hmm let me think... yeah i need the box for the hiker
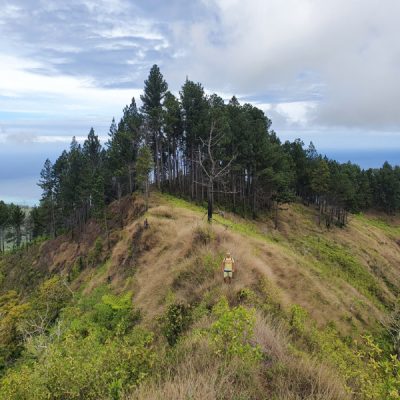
[221,251,235,284]
[144,218,149,229]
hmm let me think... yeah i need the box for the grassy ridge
[0,193,399,399]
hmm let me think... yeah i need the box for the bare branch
[214,154,237,179]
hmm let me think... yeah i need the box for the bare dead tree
[198,120,236,222]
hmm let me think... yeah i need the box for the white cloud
[258,101,317,127]
[0,54,140,116]
[95,24,165,42]
[167,0,400,131]
[0,133,110,147]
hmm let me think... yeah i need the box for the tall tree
[38,159,55,238]
[82,127,103,210]
[140,65,168,189]
[107,98,142,196]
[9,204,25,247]
[180,79,208,199]
[0,201,9,252]
[163,91,183,191]
[29,206,46,239]
[136,145,154,211]
[198,94,234,222]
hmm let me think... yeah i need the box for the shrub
[210,297,262,362]
[356,335,400,400]
[92,291,140,335]
[193,225,214,245]
[0,291,30,371]
[87,237,103,267]
[0,328,155,400]
[68,257,84,281]
[35,276,71,320]
[162,303,192,346]
[289,304,308,335]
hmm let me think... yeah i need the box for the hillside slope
[0,193,399,399]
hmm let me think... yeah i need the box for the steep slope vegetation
[0,193,399,399]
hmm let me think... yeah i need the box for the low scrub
[0,287,152,400]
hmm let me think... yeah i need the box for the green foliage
[298,235,384,306]
[210,297,262,362]
[0,291,30,371]
[161,302,192,346]
[237,280,284,321]
[355,213,400,238]
[34,276,72,323]
[283,303,400,399]
[92,291,140,335]
[69,256,84,281]
[356,335,400,399]
[0,286,152,400]
[136,146,153,189]
[86,237,103,267]
[0,328,154,400]
[310,157,330,195]
[289,304,308,335]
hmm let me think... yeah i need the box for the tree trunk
[16,226,21,247]
[191,147,194,200]
[160,137,164,190]
[145,178,149,211]
[50,196,56,238]
[155,134,160,190]
[117,181,123,228]
[104,209,110,250]
[207,181,213,223]
[274,201,279,229]
[128,165,133,194]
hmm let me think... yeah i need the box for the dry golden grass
[252,312,349,400]
[130,335,263,400]
[131,311,348,400]
[115,195,399,336]
[14,193,398,399]
[32,192,400,336]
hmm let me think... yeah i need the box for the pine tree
[106,98,142,196]
[30,206,46,239]
[38,158,56,237]
[163,91,183,191]
[9,204,25,247]
[0,201,9,252]
[82,127,103,210]
[140,65,168,189]
[136,145,154,211]
[180,79,208,199]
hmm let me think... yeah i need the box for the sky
[0,0,399,204]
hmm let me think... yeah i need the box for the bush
[193,225,214,245]
[0,328,155,400]
[0,291,30,371]
[357,335,400,400]
[289,304,308,335]
[86,237,103,267]
[68,257,84,281]
[161,303,192,346]
[0,285,152,400]
[210,297,262,362]
[92,291,140,335]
